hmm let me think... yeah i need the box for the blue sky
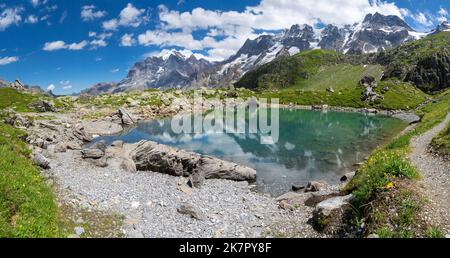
[0,0,448,94]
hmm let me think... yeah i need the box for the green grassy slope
[236,49,428,110]
[378,31,450,93]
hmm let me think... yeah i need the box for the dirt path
[410,113,450,236]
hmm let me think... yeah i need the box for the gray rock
[313,194,353,234]
[73,124,93,142]
[392,112,421,125]
[34,153,50,169]
[118,108,137,125]
[292,184,305,191]
[28,100,56,112]
[177,203,205,220]
[66,141,82,150]
[305,181,328,192]
[340,172,356,182]
[54,142,67,153]
[81,148,104,159]
[120,158,136,173]
[89,156,108,168]
[3,109,32,128]
[111,140,124,148]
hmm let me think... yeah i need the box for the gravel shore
[410,113,450,235]
[47,150,321,238]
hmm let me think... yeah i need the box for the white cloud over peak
[47,84,55,91]
[0,56,19,65]
[43,40,88,51]
[81,5,107,22]
[136,0,409,61]
[0,7,23,31]
[103,3,148,30]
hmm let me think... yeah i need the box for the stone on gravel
[111,140,124,148]
[292,184,305,191]
[88,156,108,167]
[81,148,104,159]
[177,203,205,220]
[34,153,50,169]
[120,157,136,173]
[313,194,353,234]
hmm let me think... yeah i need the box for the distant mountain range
[82,13,449,95]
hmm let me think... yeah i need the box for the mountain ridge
[83,12,445,95]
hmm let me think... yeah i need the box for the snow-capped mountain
[431,21,450,34]
[85,12,433,94]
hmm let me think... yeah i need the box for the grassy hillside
[235,49,428,110]
[431,121,450,156]
[378,31,450,93]
[0,88,37,112]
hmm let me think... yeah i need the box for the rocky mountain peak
[362,12,412,30]
[433,21,450,34]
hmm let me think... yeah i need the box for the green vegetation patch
[0,88,37,112]
[0,123,59,237]
[431,122,450,156]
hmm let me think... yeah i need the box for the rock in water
[118,108,137,125]
[34,153,50,169]
[305,181,328,192]
[313,194,353,234]
[177,203,205,220]
[130,140,256,182]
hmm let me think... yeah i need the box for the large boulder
[118,108,137,125]
[130,140,256,182]
[28,100,56,112]
[73,124,93,142]
[81,140,108,167]
[313,194,353,234]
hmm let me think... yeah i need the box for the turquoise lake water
[95,109,407,195]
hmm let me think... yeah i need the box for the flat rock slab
[82,121,123,136]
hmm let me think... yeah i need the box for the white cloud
[110,68,120,73]
[30,0,48,8]
[88,32,112,49]
[26,15,39,24]
[438,8,448,17]
[43,40,88,51]
[81,5,107,22]
[60,80,72,90]
[412,12,433,27]
[120,33,136,47]
[0,56,19,65]
[438,8,448,23]
[102,19,118,30]
[136,0,409,61]
[47,84,55,91]
[103,3,148,30]
[0,7,23,31]
[67,41,88,50]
